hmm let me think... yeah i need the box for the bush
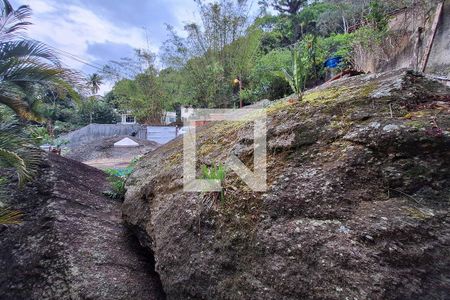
[250,48,292,100]
[239,89,258,104]
[320,33,355,69]
[28,126,52,145]
[74,99,120,125]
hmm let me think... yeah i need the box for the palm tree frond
[0,0,32,40]
[0,122,42,187]
[12,5,32,20]
[0,93,41,121]
[88,73,103,95]
[1,0,13,15]
[0,147,30,186]
[0,40,60,65]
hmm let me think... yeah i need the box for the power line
[24,38,127,78]
[47,46,105,70]
[50,45,132,79]
[22,38,148,81]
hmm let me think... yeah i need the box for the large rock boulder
[0,154,165,299]
[123,70,450,299]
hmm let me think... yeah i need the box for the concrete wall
[426,0,450,76]
[357,1,450,76]
[61,123,181,147]
[61,124,146,147]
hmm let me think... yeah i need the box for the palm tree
[0,122,40,224]
[87,73,103,123]
[88,73,103,95]
[0,0,66,188]
[0,0,66,121]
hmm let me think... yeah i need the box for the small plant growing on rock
[103,166,134,201]
[103,158,141,200]
[201,163,226,203]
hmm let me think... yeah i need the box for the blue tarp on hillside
[324,57,342,69]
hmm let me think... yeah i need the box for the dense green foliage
[0,0,432,223]
[0,122,41,187]
[0,0,424,141]
[102,0,417,111]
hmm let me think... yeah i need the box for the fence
[61,124,146,147]
[147,126,178,144]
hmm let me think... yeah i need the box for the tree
[102,49,166,123]
[35,82,80,136]
[86,73,104,123]
[102,49,156,81]
[259,0,308,44]
[161,0,255,108]
[227,27,262,107]
[276,46,306,100]
[75,99,119,125]
[88,73,103,95]
[0,0,70,189]
[0,0,69,121]
[111,68,164,124]
[249,48,292,100]
[270,0,307,15]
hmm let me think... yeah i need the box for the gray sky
[11,0,260,94]
[11,0,202,92]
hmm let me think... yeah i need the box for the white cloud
[28,0,56,14]
[15,0,205,94]
[14,0,257,95]
[18,0,151,72]
[167,0,200,34]
[98,81,114,96]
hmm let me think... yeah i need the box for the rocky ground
[0,154,165,299]
[123,70,450,299]
[1,70,449,300]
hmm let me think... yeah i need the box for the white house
[163,111,177,125]
[121,113,136,124]
[181,106,194,121]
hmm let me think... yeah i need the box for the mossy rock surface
[124,70,450,300]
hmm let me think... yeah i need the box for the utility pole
[239,75,243,108]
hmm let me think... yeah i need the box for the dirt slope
[0,154,165,299]
[123,70,450,299]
